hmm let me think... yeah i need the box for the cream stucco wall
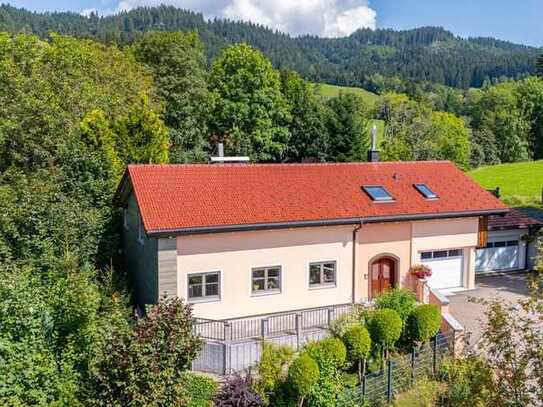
[171,217,480,320]
[177,226,355,320]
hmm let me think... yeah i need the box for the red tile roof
[488,209,542,231]
[120,161,509,234]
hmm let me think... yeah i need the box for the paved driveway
[447,273,530,346]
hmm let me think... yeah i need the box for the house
[115,159,509,320]
[476,209,541,274]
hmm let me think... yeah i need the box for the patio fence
[191,304,457,387]
[192,303,355,374]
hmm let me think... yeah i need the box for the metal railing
[193,303,354,342]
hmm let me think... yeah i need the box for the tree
[281,70,329,162]
[537,54,543,78]
[367,309,402,364]
[209,43,291,161]
[405,304,441,345]
[288,354,320,407]
[115,93,169,165]
[342,325,371,383]
[515,76,543,160]
[131,32,212,163]
[326,92,370,162]
[429,112,471,169]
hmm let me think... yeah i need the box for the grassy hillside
[468,160,543,207]
[316,83,380,105]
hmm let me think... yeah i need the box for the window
[137,211,145,244]
[485,240,519,248]
[188,272,220,301]
[123,208,129,230]
[420,249,463,260]
[362,186,394,202]
[414,183,438,199]
[252,266,281,294]
[309,261,337,288]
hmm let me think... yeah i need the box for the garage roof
[488,209,543,231]
[116,161,509,235]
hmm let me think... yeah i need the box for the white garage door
[420,249,464,290]
[476,240,520,273]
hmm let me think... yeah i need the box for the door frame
[368,254,399,299]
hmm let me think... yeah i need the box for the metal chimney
[210,142,250,164]
[367,124,380,162]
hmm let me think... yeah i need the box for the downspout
[352,222,363,304]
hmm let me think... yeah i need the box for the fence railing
[192,303,357,374]
[343,331,456,404]
[193,303,354,342]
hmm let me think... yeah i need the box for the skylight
[414,184,438,199]
[362,186,394,202]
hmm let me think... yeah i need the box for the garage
[420,249,464,290]
[475,234,522,274]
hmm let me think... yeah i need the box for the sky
[7,0,543,46]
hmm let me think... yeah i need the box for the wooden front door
[370,258,396,299]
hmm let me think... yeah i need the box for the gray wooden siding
[158,238,178,298]
[122,193,158,307]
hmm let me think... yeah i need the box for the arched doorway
[369,257,396,299]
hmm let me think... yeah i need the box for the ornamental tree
[342,325,371,383]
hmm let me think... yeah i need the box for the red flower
[409,264,432,279]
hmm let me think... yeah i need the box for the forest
[1,4,543,405]
[0,4,539,88]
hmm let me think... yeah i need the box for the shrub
[342,325,371,382]
[90,297,202,406]
[374,288,418,323]
[303,337,347,407]
[288,354,319,406]
[405,304,441,344]
[329,310,361,338]
[181,372,218,407]
[367,309,402,352]
[440,356,493,407]
[254,342,294,404]
[214,370,263,407]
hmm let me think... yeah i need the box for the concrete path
[447,273,530,346]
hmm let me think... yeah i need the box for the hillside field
[468,160,543,207]
[315,83,380,105]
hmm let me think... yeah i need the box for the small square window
[506,240,519,247]
[494,241,506,248]
[362,186,394,202]
[433,250,449,258]
[252,266,282,295]
[188,272,220,302]
[414,184,438,199]
[309,261,337,288]
[448,249,462,257]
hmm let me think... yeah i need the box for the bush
[254,342,294,404]
[329,310,361,338]
[342,325,371,382]
[303,337,347,407]
[439,356,492,407]
[288,354,319,405]
[182,372,218,407]
[214,371,263,407]
[90,297,202,406]
[367,309,403,352]
[405,304,441,344]
[374,288,418,323]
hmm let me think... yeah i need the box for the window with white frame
[137,211,145,244]
[252,266,281,294]
[309,261,337,288]
[188,272,220,301]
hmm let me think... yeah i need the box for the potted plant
[409,264,432,281]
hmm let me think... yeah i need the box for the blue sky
[6,0,543,46]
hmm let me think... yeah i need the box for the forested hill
[0,4,539,89]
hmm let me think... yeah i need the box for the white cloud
[114,0,377,37]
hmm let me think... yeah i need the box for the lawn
[468,160,543,207]
[314,82,380,105]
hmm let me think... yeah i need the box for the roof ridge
[127,160,454,169]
